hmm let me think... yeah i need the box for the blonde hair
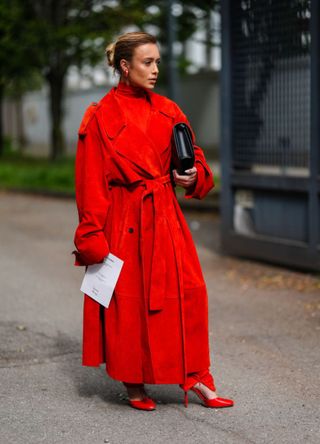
[106,32,157,75]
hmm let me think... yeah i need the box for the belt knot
[142,173,171,193]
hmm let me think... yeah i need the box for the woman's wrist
[173,166,197,189]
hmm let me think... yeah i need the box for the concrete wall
[4,72,219,158]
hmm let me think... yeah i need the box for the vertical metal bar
[167,0,180,102]
[220,0,234,241]
[309,0,319,252]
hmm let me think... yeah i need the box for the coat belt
[139,174,173,311]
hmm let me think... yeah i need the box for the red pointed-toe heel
[190,387,234,408]
[128,397,156,411]
[123,382,156,411]
[180,370,234,409]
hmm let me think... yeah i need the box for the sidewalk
[0,191,319,444]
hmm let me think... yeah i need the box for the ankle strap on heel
[180,370,216,392]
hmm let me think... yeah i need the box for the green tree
[0,0,220,159]
[0,0,39,156]
[118,0,220,77]
[21,0,145,160]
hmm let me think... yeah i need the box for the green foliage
[12,1,151,159]
[0,1,221,158]
[1,136,15,155]
[0,154,75,193]
[135,1,220,78]
[5,73,43,99]
[21,0,147,76]
[0,0,40,89]
[0,152,220,195]
[0,0,221,85]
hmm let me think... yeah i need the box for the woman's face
[122,43,160,90]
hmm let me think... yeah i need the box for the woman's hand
[173,166,197,189]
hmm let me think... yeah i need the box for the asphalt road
[0,191,319,444]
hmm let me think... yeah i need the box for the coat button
[128,227,134,233]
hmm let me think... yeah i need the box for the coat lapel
[147,107,175,168]
[97,89,167,178]
[96,88,176,178]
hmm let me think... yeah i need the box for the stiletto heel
[184,391,188,408]
[180,370,234,409]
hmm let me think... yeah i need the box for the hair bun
[105,42,116,67]
[105,32,157,75]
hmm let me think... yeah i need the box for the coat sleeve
[173,104,214,200]
[73,112,110,266]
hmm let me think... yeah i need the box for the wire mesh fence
[231,0,311,169]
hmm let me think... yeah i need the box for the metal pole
[220,0,234,244]
[167,0,180,102]
[309,0,320,257]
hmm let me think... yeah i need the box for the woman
[73,31,234,411]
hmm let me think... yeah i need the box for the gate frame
[220,0,320,271]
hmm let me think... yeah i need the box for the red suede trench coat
[73,85,214,385]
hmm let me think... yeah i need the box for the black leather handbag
[172,122,195,175]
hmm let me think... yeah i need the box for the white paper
[80,253,124,308]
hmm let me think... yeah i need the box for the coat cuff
[184,160,214,200]
[72,241,109,266]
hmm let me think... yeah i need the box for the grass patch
[0,154,75,194]
[0,152,220,195]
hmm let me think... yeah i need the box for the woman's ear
[120,59,129,74]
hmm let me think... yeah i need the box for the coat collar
[97,86,176,140]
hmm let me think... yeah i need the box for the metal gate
[220,0,320,270]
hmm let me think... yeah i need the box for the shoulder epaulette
[78,102,99,136]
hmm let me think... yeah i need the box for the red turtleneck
[115,81,152,134]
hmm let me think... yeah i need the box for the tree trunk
[16,95,26,153]
[0,84,4,157]
[47,73,65,161]
[205,12,212,69]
